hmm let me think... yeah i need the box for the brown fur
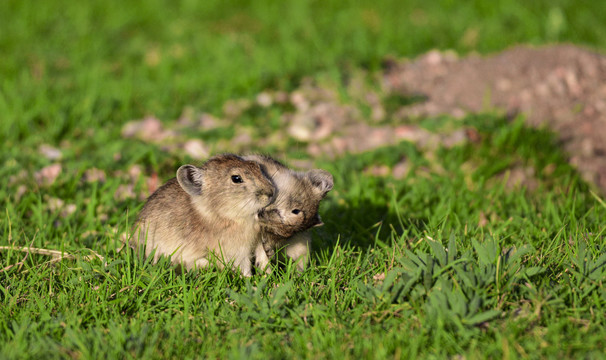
[242,155,333,272]
[131,154,275,276]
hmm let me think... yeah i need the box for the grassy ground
[2,1,606,358]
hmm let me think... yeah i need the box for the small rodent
[131,153,276,276]
[242,155,333,273]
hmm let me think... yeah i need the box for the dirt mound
[384,44,606,192]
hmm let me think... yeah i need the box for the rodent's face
[177,154,276,220]
[207,159,275,217]
[258,173,325,238]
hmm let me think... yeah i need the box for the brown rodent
[131,153,276,276]
[242,155,333,273]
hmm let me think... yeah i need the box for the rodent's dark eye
[292,209,301,215]
[231,175,243,183]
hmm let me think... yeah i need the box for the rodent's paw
[254,259,273,275]
[264,265,273,275]
[239,264,253,277]
[295,261,306,273]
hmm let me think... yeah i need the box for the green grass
[2,1,606,358]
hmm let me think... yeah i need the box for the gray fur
[242,154,333,272]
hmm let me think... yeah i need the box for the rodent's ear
[177,165,204,196]
[307,169,334,197]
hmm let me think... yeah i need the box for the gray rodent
[131,153,276,276]
[242,154,333,273]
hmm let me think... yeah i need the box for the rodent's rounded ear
[307,169,334,197]
[177,165,204,196]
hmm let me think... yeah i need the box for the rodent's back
[133,178,211,261]
[137,178,186,221]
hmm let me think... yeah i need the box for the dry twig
[0,246,105,273]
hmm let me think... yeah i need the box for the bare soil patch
[384,44,606,192]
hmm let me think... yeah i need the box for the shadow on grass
[311,195,430,257]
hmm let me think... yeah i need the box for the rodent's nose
[257,188,274,203]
